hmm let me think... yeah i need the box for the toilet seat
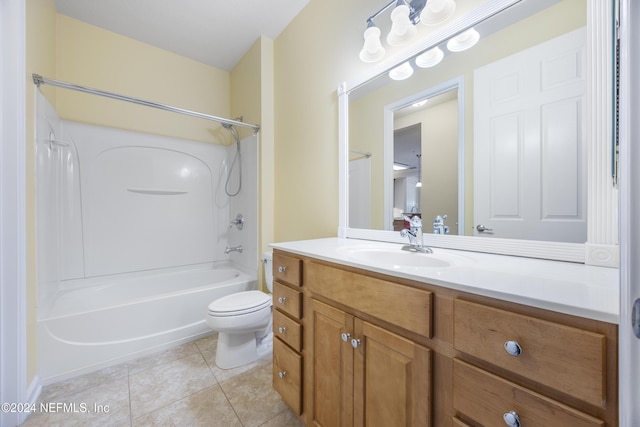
[208,290,272,317]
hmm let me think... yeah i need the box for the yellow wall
[230,36,276,290]
[273,0,372,242]
[55,15,232,145]
[25,0,57,385]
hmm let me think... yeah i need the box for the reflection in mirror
[392,88,460,235]
[348,0,589,244]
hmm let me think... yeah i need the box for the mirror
[340,0,618,264]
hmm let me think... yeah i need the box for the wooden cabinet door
[310,299,354,427]
[354,320,432,427]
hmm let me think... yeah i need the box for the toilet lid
[208,291,272,316]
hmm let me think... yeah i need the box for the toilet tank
[263,251,273,293]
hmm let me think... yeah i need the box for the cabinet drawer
[273,281,302,319]
[453,359,604,427]
[453,299,606,407]
[273,252,302,287]
[307,262,432,337]
[273,309,302,352]
[273,337,302,415]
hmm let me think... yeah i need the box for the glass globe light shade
[359,26,386,63]
[447,28,480,52]
[420,0,456,26]
[415,46,444,68]
[389,62,414,81]
[386,4,417,46]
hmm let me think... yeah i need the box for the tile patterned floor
[21,334,303,427]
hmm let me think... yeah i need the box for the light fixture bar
[366,0,428,26]
[366,0,397,24]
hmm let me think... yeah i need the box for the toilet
[206,252,274,369]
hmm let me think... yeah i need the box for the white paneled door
[620,0,640,424]
[474,28,587,243]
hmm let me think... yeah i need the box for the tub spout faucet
[400,216,433,253]
[225,245,243,254]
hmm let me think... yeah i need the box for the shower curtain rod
[32,74,260,133]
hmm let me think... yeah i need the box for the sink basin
[339,246,460,269]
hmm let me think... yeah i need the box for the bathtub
[37,262,256,384]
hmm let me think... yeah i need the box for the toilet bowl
[206,252,273,369]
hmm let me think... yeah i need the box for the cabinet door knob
[351,338,361,349]
[278,296,287,304]
[341,332,351,342]
[278,266,287,273]
[504,340,523,356]
[278,371,287,379]
[278,326,286,334]
[503,411,521,427]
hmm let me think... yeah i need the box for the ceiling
[54,0,311,71]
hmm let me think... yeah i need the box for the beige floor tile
[210,353,272,384]
[38,364,128,403]
[219,362,287,427]
[259,408,305,427]
[129,353,216,419]
[132,385,242,427]
[194,332,218,353]
[22,377,130,427]
[126,341,201,375]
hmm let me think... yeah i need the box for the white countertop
[270,237,620,324]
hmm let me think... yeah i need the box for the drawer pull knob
[278,266,287,273]
[278,296,287,304]
[351,338,361,349]
[504,340,522,357]
[278,371,287,379]
[503,411,521,427]
[278,327,286,334]
[341,332,351,342]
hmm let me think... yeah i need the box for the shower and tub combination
[34,76,262,383]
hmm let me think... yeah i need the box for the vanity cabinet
[309,298,432,427]
[272,252,303,415]
[306,260,433,427]
[270,250,618,427]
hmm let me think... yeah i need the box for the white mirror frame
[338,0,619,266]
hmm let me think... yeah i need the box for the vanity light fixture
[446,28,480,52]
[416,153,423,187]
[360,0,452,63]
[389,61,414,80]
[415,46,444,68]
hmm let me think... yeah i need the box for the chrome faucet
[400,215,433,253]
[433,214,450,235]
[229,213,244,230]
[224,245,243,254]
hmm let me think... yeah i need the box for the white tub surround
[270,237,619,323]
[34,92,260,384]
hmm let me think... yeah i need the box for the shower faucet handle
[229,213,244,230]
